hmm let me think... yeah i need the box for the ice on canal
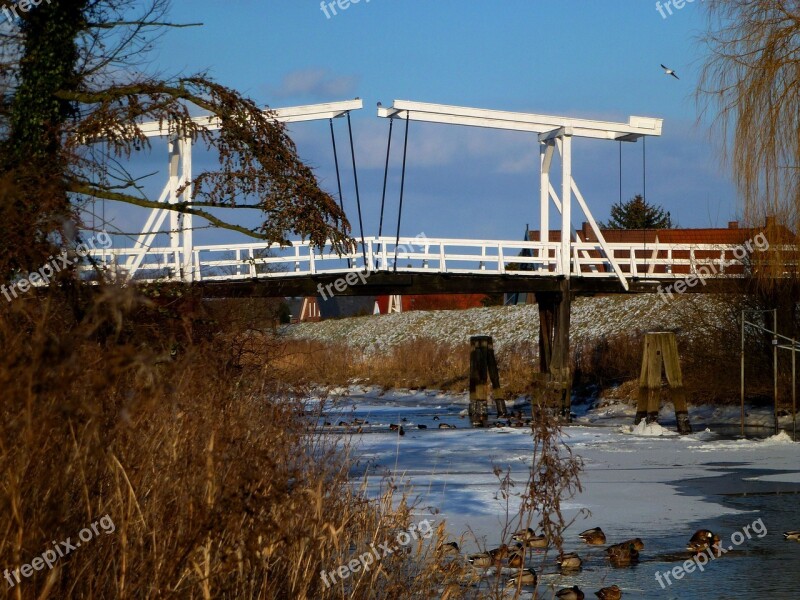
[319,387,800,599]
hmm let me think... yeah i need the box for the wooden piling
[469,336,506,426]
[533,280,572,421]
[636,332,692,434]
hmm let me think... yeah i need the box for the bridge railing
[79,237,786,284]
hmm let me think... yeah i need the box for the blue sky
[99,0,739,247]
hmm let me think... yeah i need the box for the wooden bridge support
[635,332,692,434]
[533,280,572,421]
[469,336,506,426]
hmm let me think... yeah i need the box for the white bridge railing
[80,236,767,285]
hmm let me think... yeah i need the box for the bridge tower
[128,100,364,282]
[377,101,663,418]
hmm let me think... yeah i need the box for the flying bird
[661,64,679,79]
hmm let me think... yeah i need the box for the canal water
[319,388,800,598]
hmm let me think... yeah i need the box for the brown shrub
[0,288,459,599]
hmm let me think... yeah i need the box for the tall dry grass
[0,288,469,599]
[271,338,539,400]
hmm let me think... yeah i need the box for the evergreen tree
[603,195,672,229]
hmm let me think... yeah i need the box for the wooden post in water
[635,332,692,434]
[469,336,506,426]
[533,280,572,421]
[486,338,508,417]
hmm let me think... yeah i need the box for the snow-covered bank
[283,295,728,355]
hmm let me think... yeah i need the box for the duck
[467,551,492,568]
[506,568,537,588]
[507,545,525,568]
[389,423,399,431]
[398,426,405,436]
[579,527,607,545]
[556,586,585,600]
[438,423,456,429]
[784,531,800,542]
[489,544,509,560]
[595,585,622,599]
[467,544,507,568]
[687,529,720,553]
[512,528,549,548]
[557,552,582,570]
[417,424,427,429]
[437,541,460,557]
[618,538,644,551]
[433,416,440,421]
[606,542,639,566]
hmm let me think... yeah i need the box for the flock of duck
[438,526,800,598]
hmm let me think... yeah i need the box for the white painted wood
[377,100,662,141]
[571,178,629,291]
[137,99,364,138]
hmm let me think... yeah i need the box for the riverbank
[277,294,783,405]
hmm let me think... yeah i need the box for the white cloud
[271,68,359,100]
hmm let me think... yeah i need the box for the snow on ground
[317,387,800,599]
[283,295,728,354]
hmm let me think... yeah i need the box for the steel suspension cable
[329,118,351,268]
[377,118,394,269]
[346,111,368,267]
[379,118,394,238]
[329,119,345,214]
[393,114,410,272]
[643,136,648,271]
[619,141,622,207]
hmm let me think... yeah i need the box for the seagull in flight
[661,64,679,79]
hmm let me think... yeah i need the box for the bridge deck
[188,271,751,298]
[82,235,777,297]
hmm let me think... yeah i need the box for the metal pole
[741,310,745,437]
[773,309,779,436]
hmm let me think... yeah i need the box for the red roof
[528,218,795,245]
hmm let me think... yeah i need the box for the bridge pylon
[533,279,572,421]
